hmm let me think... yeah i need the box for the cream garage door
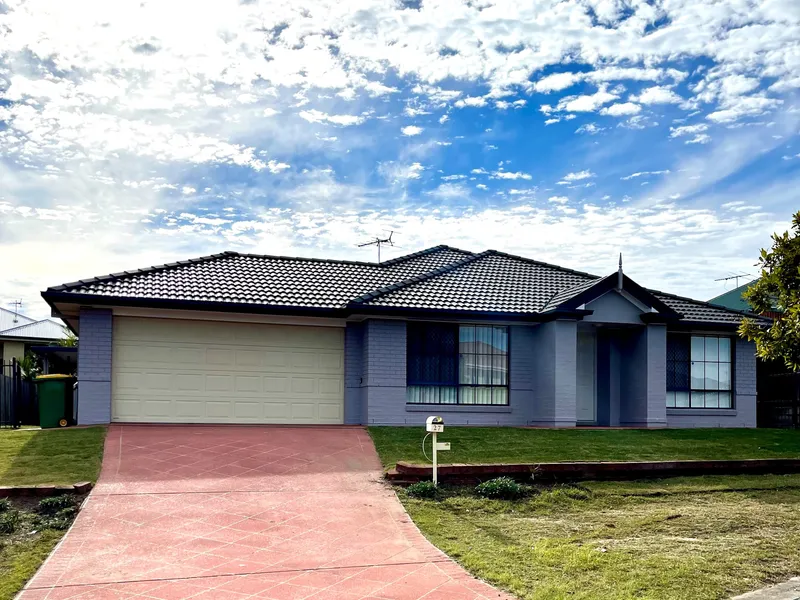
[111,317,344,424]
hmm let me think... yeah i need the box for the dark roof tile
[44,245,755,325]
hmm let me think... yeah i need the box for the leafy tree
[739,211,800,371]
[58,329,78,348]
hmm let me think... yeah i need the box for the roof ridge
[378,245,473,267]
[46,252,232,292]
[540,275,612,312]
[488,249,601,280]
[349,251,494,305]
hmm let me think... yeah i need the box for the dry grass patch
[400,475,800,599]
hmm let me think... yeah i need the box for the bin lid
[34,374,73,381]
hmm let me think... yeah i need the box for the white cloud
[557,170,595,185]
[454,96,488,108]
[534,72,583,93]
[439,114,450,124]
[632,86,684,105]
[379,161,425,182]
[401,125,424,136]
[575,123,606,135]
[558,88,619,113]
[600,102,642,117]
[298,110,365,126]
[686,134,712,144]
[267,160,291,173]
[492,171,532,180]
[669,124,709,138]
[621,170,670,180]
[181,186,196,195]
[548,196,569,204]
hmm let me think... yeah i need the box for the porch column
[620,323,667,427]
[530,319,577,427]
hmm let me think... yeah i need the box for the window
[407,324,509,405]
[666,334,732,409]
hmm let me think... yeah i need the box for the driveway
[21,425,509,599]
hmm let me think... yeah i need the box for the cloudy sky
[1,0,799,320]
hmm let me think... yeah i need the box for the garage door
[111,317,344,424]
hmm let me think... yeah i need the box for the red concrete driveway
[21,425,510,599]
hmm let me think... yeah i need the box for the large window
[667,334,732,409]
[407,324,509,405]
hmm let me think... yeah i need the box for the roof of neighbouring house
[41,245,762,325]
[0,307,36,332]
[708,280,761,313]
[0,319,68,340]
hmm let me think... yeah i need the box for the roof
[0,307,35,332]
[0,319,68,340]
[708,280,759,313]
[42,245,759,326]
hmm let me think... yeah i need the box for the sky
[1,0,799,320]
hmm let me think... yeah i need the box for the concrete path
[731,578,800,600]
[21,425,510,599]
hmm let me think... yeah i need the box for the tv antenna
[9,300,22,324]
[358,231,394,263]
[715,273,751,288]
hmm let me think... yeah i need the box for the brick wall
[77,308,113,425]
[343,322,364,424]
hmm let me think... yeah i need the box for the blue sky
[1,0,799,319]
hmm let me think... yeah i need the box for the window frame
[406,322,510,406]
[666,332,735,410]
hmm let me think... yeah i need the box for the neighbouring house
[41,246,763,428]
[0,307,68,362]
[709,279,783,320]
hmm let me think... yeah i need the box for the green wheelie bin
[34,374,73,429]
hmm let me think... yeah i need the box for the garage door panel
[112,317,344,424]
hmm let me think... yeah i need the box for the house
[0,307,68,362]
[709,279,783,320]
[41,246,761,428]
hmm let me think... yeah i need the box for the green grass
[0,528,63,600]
[0,427,106,486]
[369,427,800,469]
[400,474,800,600]
[0,428,104,599]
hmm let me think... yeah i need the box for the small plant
[0,498,10,513]
[475,476,527,500]
[406,480,439,499]
[38,495,78,516]
[37,515,73,530]
[0,509,20,534]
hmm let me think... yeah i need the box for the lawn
[0,427,105,600]
[0,426,106,486]
[400,474,800,600]
[368,426,800,469]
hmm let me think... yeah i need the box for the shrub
[38,495,78,516]
[475,476,527,500]
[0,509,20,534]
[0,498,10,513]
[406,480,439,499]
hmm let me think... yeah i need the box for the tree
[58,328,78,348]
[739,211,800,371]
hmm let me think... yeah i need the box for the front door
[576,330,597,424]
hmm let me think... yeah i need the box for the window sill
[406,404,512,413]
[667,408,737,417]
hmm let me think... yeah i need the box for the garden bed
[0,494,85,600]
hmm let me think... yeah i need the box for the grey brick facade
[76,308,113,425]
[74,311,759,428]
